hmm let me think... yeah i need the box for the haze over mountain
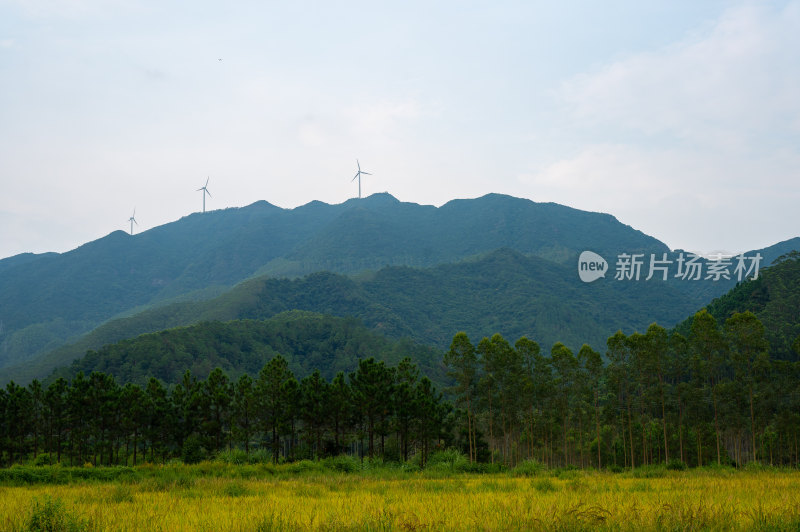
[1,193,797,385]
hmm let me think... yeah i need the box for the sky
[1,0,799,260]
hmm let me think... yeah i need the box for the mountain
[48,311,445,387]
[0,193,671,371]
[674,251,800,361]
[8,247,710,384]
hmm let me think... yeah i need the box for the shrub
[512,460,545,477]
[181,435,205,465]
[666,459,688,471]
[27,496,91,532]
[322,455,361,473]
[215,449,249,465]
[31,454,54,467]
[425,449,469,472]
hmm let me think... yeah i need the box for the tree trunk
[749,386,757,463]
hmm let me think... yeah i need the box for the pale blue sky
[1,1,798,260]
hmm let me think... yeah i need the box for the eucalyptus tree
[690,309,726,465]
[725,311,770,463]
[645,323,671,463]
[606,331,634,467]
[550,342,578,467]
[669,332,690,464]
[579,344,604,468]
[478,334,524,465]
[516,336,542,462]
[444,332,478,462]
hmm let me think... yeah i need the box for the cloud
[559,2,800,150]
[0,0,139,19]
[524,2,800,252]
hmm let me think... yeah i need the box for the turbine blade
[352,174,359,181]
[206,189,212,197]
[205,177,210,187]
[197,188,203,191]
[357,159,361,171]
[362,171,372,175]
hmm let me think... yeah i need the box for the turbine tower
[351,159,371,199]
[197,177,212,213]
[128,209,138,235]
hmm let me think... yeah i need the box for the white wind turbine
[351,160,371,199]
[128,209,138,235]
[197,177,212,213]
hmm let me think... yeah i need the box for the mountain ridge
[0,193,671,370]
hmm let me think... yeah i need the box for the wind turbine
[197,177,212,213]
[351,159,371,199]
[128,209,138,235]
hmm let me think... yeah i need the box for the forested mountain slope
[48,312,444,387]
[674,251,800,360]
[0,193,671,370]
[8,248,705,384]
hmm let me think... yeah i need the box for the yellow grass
[2,470,800,531]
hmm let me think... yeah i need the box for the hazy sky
[2,1,798,260]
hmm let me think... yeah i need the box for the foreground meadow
[2,465,800,531]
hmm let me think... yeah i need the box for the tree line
[2,309,799,470]
[0,356,449,467]
[445,310,800,469]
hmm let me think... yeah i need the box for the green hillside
[48,312,445,387]
[674,251,800,360]
[7,248,707,384]
[0,193,673,370]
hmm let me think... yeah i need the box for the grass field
[2,463,799,531]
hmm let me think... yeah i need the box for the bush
[181,435,205,465]
[31,454,54,467]
[666,459,688,471]
[512,460,545,477]
[322,455,361,473]
[425,449,469,472]
[215,449,250,465]
[27,496,91,531]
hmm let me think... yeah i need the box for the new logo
[578,251,608,283]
